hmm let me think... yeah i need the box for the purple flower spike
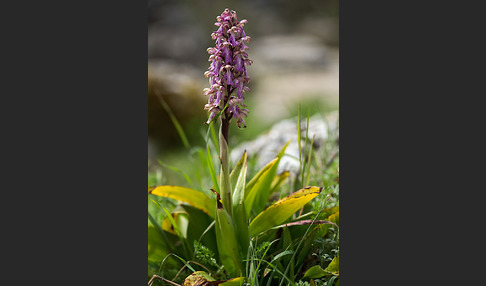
[203,8,252,128]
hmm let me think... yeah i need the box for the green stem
[221,85,232,145]
[222,117,229,147]
[219,121,232,216]
[219,85,232,215]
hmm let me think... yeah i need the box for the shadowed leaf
[303,256,339,279]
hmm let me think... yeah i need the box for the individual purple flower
[204,8,252,128]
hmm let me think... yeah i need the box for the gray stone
[230,111,338,177]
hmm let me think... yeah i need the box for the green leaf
[282,226,293,253]
[182,205,218,257]
[249,186,322,237]
[231,153,250,256]
[301,109,311,188]
[304,134,316,187]
[245,158,276,193]
[230,151,247,192]
[321,206,339,218]
[206,137,220,194]
[328,276,339,286]
[149,186,215,218]
[161,206,191,257]
[303,265,327,279]
[232,152,247,207]
[161,205,189,237]
[302,256,339,279]
[161,206,184,238]
[245,141,290,217]
[244,157,278,216]
[253,141,291,213]
[281,227,294,275]
[148,226,169,262]
[295,227,319,268]
[298,104,302,180]
[210,120,219,155]
[155,91,190,149]
[270,171,290,197]
[219,277,244,286]
[325,256,339,274]
[160,205,215,255]
[215,206,243,276]
[271,250,294,264]
[157,159,193,187]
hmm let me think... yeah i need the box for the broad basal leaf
[325,256,339,275]
[249,186,322,237]
[231,152,250,256]
[303,256,339,279]
[244,157,278,216]
[244,141,290,217]
[215,205,243,276]
[251,141,291,215]
[149,186,215,218]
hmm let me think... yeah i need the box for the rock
[230,111,338,177]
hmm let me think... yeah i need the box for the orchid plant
[148,9,326,285]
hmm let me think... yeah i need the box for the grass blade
[158,160,193,187]
[155,90,190,149]
[278,208,326,286]
[297,104,302,188]
[304,134,316,186]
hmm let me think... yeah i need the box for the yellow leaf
[327,211,339,225]
[161,207,189,236]
[183,271,215,285]
[149,186,215,218]
[249,186,322,237]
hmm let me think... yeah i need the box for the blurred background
[148,0,339,168]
